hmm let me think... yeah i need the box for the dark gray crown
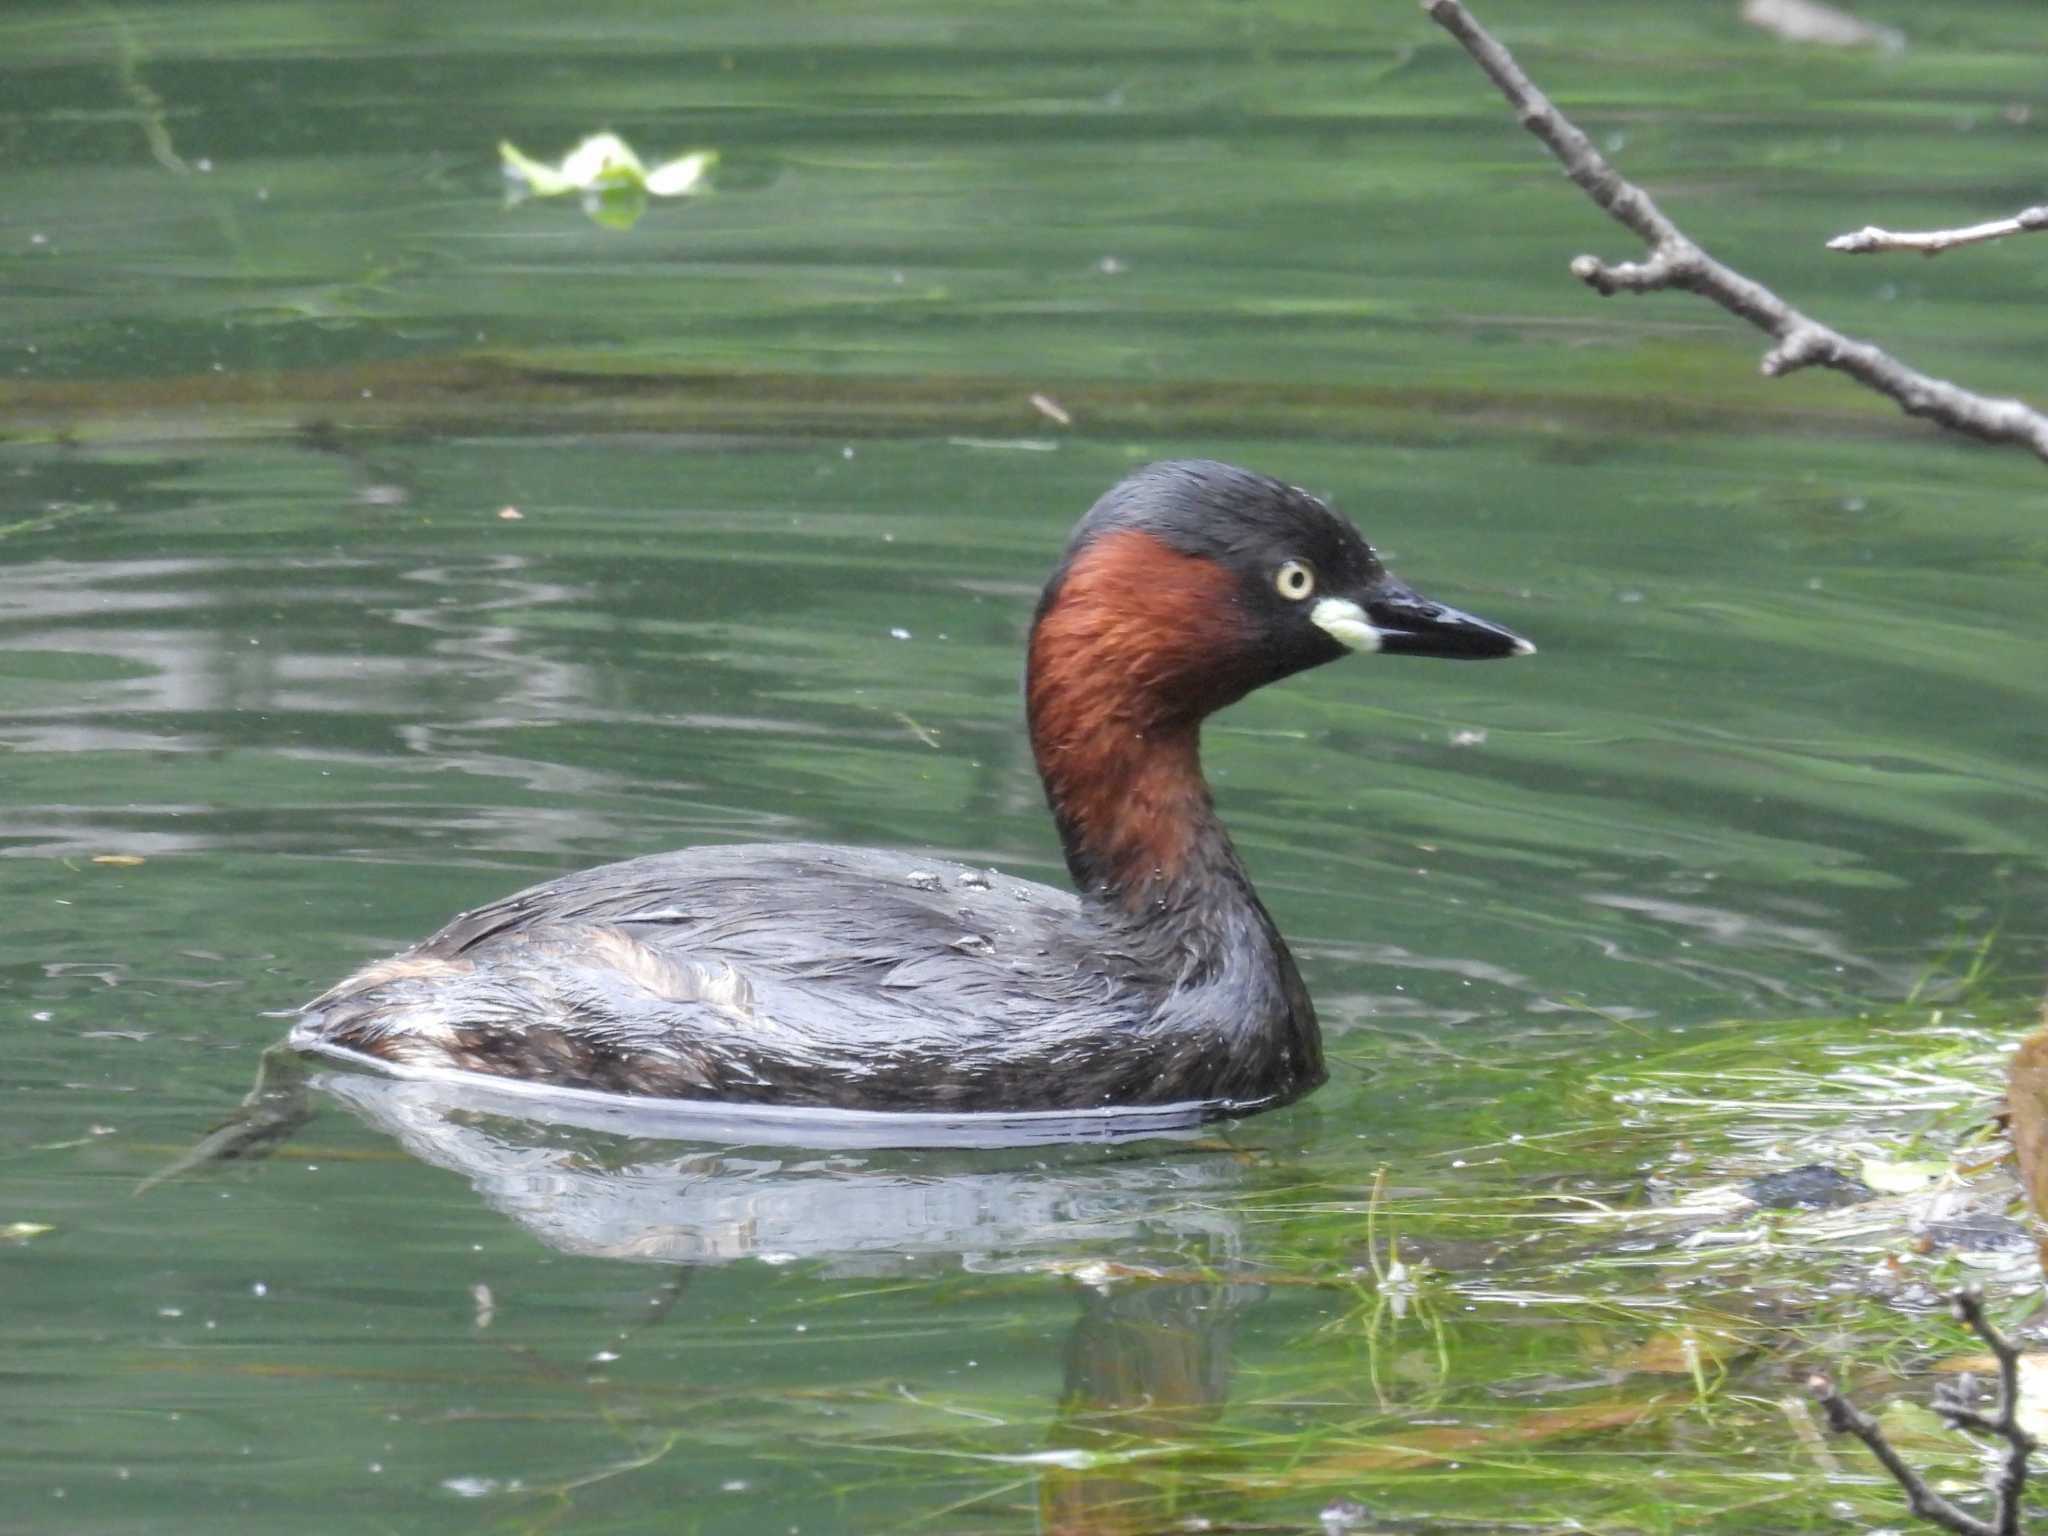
[1058,459,1384,593]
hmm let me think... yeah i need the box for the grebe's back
[293,842,1309,1112]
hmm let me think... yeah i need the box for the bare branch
[1830,206,2048,257]
[1421,0,2048,466]
[1953,1289,2040,1533]
[1810,1371,1998,1536]
[1807,1287,2036,1536]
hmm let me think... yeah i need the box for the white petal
[559,133,644,189]
[645,151,716,196]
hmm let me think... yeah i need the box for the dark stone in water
[1916,1216,2034,1255]
[1743,1164,1873,1210]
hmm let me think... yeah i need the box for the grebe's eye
[1274,559,1316,601]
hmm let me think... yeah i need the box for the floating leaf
[499,134,717,229]
[643,151,715,197]
[586,185,649,232]
[553,131,646,190]
[92,853,145,867]
[1858,1156,1948,1194]
[497,138,581,197]
[1740,0,1904,50]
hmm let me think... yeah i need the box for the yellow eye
[1274,559,1315,601]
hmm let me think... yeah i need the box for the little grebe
[292,460,1531,1118]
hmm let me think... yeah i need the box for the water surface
[7,2,2048,1531]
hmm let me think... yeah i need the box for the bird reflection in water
[169,1055,1274,1532]
[1042,1274,1253,1535]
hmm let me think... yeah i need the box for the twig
[1421,0,2048,466]
[1808,1288,2037,1536]
[1829,207,2048,257]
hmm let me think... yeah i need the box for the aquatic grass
[70,978,2044,1536]
[1084,991,2043,1528]
[521,988,2026,1534]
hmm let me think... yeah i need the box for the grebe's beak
[1312,579,1534,660]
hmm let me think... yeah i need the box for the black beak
[1365,579,1533,660]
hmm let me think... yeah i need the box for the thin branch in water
[1808,1287,2037,1536]
[1420,0,2048,466]
[1830,206,2048,257]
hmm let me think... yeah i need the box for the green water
[7,2,2048,1531]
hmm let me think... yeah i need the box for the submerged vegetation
[749,992,2014,1533]
[130,970,2042,1534]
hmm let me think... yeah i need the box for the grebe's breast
[291,843,1221,1113]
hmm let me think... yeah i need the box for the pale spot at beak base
[1310,596,1382,653]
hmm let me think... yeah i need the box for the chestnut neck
[1031,708,1230,908]
[1024,530,1261,920]
[1023,524,1323,1102]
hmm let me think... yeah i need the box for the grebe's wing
[292,843,1165,1111]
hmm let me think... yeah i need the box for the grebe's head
[1032,460,1531,728]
